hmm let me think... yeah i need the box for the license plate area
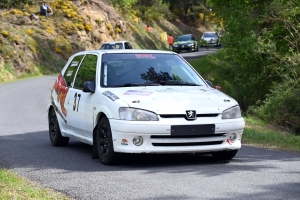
[171,124,215,136]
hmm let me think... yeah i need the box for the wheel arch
[92,112,108,159]
[47,105,54,124]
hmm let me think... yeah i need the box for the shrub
[61,21,77,35]
[253,78,300,134]
[84,23,92,31]
[87,14,91,20]
[26,38,38,53]
[95,19,103,26]
[1,30,9,37]
[75,23,85,30]
[9,9,23,15]
[27,29,34,35]
[0,0,34,9]
[115,27,122,34]
[106,23,112,31]
[46,27,55,35]
[54,35,73,54]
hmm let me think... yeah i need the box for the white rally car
[48,49,245,165]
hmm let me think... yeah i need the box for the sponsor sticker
[135,54,156,59]
[102,91,120,101]
[121,139,128,145]
[66,70,73,76]
[124,90,152,96]
[155,88,182,93]
[71,61,79,67]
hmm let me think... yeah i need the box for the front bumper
[202,40,218,46]
[173,44,196,52]
[110,117,244,153]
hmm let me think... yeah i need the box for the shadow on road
[1,131,299,173]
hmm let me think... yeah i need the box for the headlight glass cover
[119,107,158,121]
[222,106,242,119]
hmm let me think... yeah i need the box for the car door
[66,54,98,138]
[54,54,84,132]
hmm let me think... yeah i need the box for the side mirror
[83,81,95,93]
[206,80,213,87]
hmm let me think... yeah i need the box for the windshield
[203,33,216,37]
[175,35,192,42]
[101,53,206,87]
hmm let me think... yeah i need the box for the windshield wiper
[112,83,141,87]
[112,82,159,87]
[159,80,200,86]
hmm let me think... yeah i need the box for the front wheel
[49,108,69,146]
[96,117,119,165]
[211,150,238,160]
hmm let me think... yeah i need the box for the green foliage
[134,0,172,22]
[189,55,236,96]
[0,0,34,9]
[252,78,300,134]
[208,0,300,132]
[108,0,138,9]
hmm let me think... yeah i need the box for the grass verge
[243,117,300,152]
[0,168,68,200]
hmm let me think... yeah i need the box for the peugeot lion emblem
[186,110,196,120]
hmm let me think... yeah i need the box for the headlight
[188,43,194,46]
[222,106,242,119]
[173,44,178,47]
[119,107,158,121]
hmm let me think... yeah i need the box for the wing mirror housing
[206,80,213,87]
[83,81,95,93]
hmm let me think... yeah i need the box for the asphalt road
[0,58,299,199]
[180,47,219,60]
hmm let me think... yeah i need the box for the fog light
[229,133,237,143]
[133,136,143,146]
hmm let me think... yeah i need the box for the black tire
[49,108,69,146]
[211,150,238,160]
[96,117,119,165]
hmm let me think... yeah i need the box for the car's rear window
[100,53,206,87]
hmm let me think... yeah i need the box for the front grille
[152,141,222,146]
[151,134,226,138]
[150,133,226,147]
[160,114,218,119]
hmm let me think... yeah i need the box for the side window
[73,54,98,89]
[63,55,84,87]
[126,42,133,49]
[116,43,123,49]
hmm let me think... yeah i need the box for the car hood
[174,40,194,45]
[107,86,237,114]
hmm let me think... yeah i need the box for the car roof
[102,41,130,44]
[72,49,176,56]
[178,34,193,37]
